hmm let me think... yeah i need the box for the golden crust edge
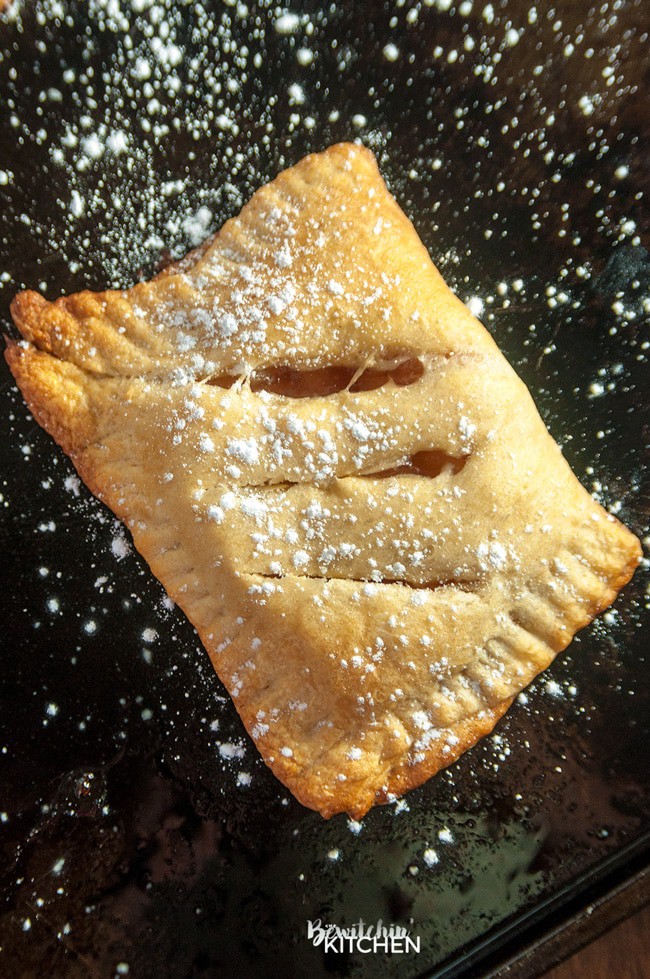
[4,337,96,463]
[227,531,641,820]
[372,540,640,820]
[252,699,515,821]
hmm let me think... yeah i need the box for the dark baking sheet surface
[0,2,648,977]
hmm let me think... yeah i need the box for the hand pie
[6,143,641,818]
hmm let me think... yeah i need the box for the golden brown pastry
[6,143,641,818]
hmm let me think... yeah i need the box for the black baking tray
[0,2,648,977]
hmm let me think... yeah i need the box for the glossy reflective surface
[0,2,648,976]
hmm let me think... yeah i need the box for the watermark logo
[306,918,420,954]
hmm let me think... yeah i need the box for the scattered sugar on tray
[466,296,485,318]
[274,11,300,35]
[64,474,81,496]
[423,848,439,867]
[111,530,131,561]
[69,190,84,219]
[181,206,213,247]
[296,47,313,66]
[544,679,564,699]
[218,741,246,761]
[287,83,306,106]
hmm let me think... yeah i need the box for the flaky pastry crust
[6,143,641,818]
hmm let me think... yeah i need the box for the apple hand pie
[6,143,641,818]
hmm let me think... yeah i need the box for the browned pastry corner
[6,143,641,818]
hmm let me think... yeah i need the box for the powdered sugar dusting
[0,3,644,962]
